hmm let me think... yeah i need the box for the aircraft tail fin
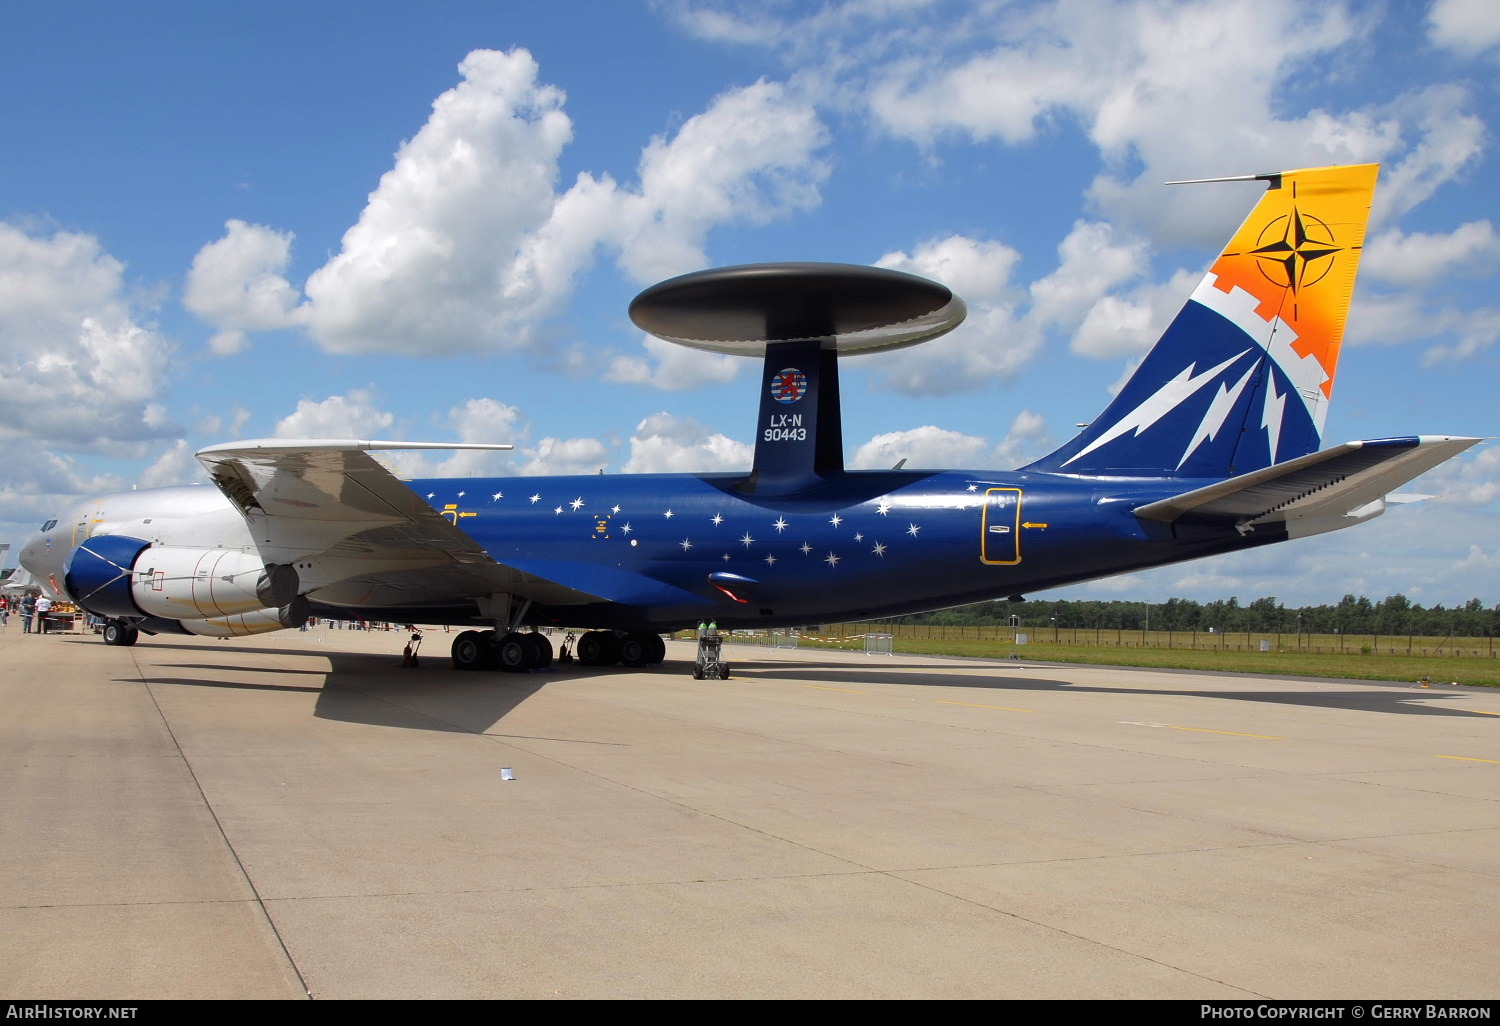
[1025,164,1379,478]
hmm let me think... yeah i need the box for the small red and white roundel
[770,368,807,404]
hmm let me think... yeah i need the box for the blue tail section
[1025,164,1379,479]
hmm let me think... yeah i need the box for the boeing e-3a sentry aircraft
[17,164,1481,672]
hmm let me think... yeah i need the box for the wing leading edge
[195,439,607,609]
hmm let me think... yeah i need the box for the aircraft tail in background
[1026,163,1380,479]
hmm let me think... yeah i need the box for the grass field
[722,625,1500,688]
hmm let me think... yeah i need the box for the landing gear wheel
[451,630,487,671]
[103,621,139,647]
[645,634,666,665]
[576,630,621,666]
[619,632,654,668]
[527,632,553,669]
[497,632,539,672]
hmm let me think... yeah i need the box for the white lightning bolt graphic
[1176,363,1258,470]
[1064,350,1250,467]
[1261,375,1287,465]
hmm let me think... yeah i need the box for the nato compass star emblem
[1249,206,1342,292]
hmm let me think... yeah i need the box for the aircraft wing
[195,439,607,608]
[1133,435,1482,532]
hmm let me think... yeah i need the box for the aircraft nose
[17,534,39,570]
[17,525,53,575]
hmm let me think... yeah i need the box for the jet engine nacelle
[138,598,309,639]
[64,535,300,620]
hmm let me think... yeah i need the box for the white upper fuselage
[18,486,249,598]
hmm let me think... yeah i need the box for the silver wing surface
[196,439,605,609]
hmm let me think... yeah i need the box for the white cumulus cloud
[183,219,302,354]
[849,425,989,470]
[272,388,396,439]
[190,51,829,378]
[605,334,742,391]
[993,410,1055,469]
[869,234,1035,395]
[0,223,177,453]
[302,49,573,356]
[1428,0,1500,57]
[1362,221,1500,287]
[621,412,752,473]
[519,436,613,476]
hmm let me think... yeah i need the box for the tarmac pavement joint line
[129,644,314,999]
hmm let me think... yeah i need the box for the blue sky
[2,0,1497,608]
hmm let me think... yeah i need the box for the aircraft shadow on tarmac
[91,637,629,735]
[736,665,1490,718]
[83,632,1486,732]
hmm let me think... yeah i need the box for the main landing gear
[448,629,666,672]
[450,629,553,672]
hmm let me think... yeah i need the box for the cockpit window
[40,519,57,532]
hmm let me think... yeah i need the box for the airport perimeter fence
[788,622,1499,659]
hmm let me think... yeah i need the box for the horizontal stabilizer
[1134,436,1481,533]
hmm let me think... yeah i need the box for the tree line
[893,594,1500,638]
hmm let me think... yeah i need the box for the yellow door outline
[981,488,1023,565]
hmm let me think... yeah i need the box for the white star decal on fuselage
[773,517,788,532]
[824,552,841,567]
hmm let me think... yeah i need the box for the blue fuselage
[404,468,1275,631]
